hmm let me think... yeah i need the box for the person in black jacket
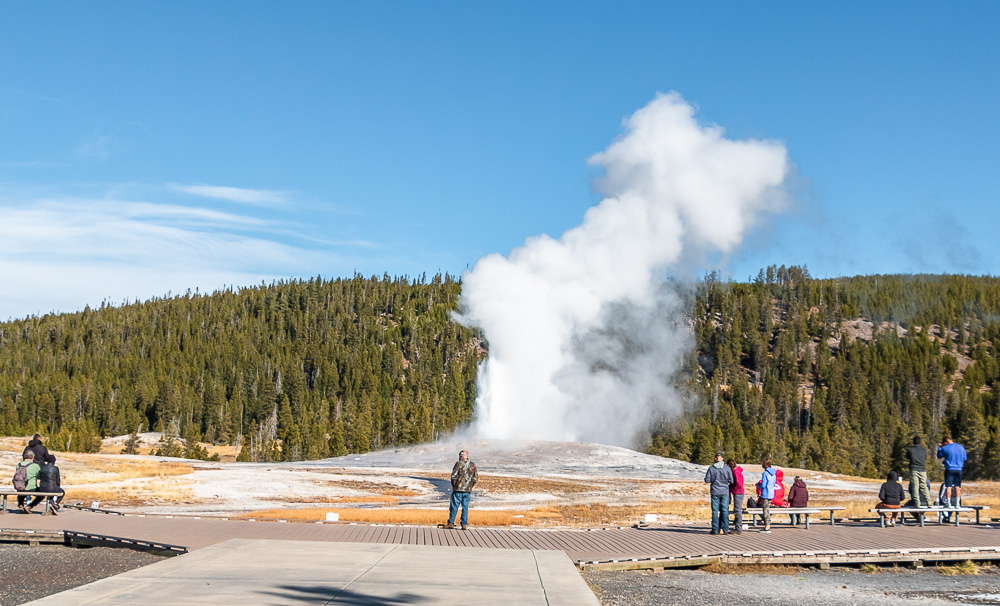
[878,471,906,527]
[33,454,64,514]
[22,435,49,466]
[905,436,931,510]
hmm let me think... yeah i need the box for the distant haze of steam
[455,92,791,447]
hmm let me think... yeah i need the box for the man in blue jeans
[937,437,967,508]
[704,452,734,535]
[445,450,478,530]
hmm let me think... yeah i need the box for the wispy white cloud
[76,135,117,159]
[0,186,368,320]
[170,183,289,206]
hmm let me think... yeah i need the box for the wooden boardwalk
[3,509,999,568]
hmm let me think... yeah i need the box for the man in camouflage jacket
[445,450,478,529]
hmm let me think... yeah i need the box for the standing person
[22,434,49,465]
[787,476,809,525]
[445,450,478,530]
[726,458,744,535]
[13,451,40,513]
[34,454,64,514]
[877,471,906,526]
[937,437,967,508]
[704,453,734,535]
[903,476,933,523]
[759,457,776,533]
[906,436,931,509]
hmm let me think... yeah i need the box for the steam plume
[456,92,791,446]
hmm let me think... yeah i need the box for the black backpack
[38,463,57,490]
[12,464,29,491]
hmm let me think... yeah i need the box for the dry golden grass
[415,473,606,495]
[65,480,199,507]
[313,479,414,493]
[474,475,603,494]
[48,456,197,507]
[702,562,802,575]
[940,560,981,576]
[269,495,399,505]
[236,508,521,526]
[382,489,420,497]
[64,458,193,481]
[234,502,713,528]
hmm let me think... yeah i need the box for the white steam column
[455,92,791,447]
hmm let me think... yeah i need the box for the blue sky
[1,2,998,320]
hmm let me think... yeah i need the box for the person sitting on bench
[877,471,906,527]
[12,450,40,513]
[787,476,809,525]
[936,483,961,523]
[34,454,64,513]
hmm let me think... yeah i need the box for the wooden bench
[744,506,844,527]
[921,505,991,525]
[745,507,822,529]
[870,506,978,527]
[0,491,64,516]
[805,506,844,525]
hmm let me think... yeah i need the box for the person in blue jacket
[937,437,967,508]
[759,456,776,533]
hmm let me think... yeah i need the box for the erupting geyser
[456,92,792,447]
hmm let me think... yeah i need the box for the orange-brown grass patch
[416,473,606,495]
[268,495,399,505]
[474,475,604,494]
[382,489,420,497]
[242,502,712,528]
[313,479,412,493]
[237,508,520,526]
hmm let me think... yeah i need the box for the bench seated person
[744,507,822,529]
[0,491,65,516]
[869,506,977,527]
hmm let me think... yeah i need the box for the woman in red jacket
[726,458,744,534]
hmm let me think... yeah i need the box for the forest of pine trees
[0,273,482,462]
[650,266,1000,481]
[0,266,997,480]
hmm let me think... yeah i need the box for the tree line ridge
[651,267,999,481]
[0,267,997,480]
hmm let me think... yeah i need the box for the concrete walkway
[25,539,600,605]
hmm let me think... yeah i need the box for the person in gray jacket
[704,452,735,535]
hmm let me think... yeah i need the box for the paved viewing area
[3,509,1000,604]
[3,509,999,563]
[23,539,596,605]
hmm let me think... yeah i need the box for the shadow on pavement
[263,584,429,604]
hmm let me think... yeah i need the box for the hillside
[1,267,998,481]
[651,267,1000,481]
[0,274,483,461]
